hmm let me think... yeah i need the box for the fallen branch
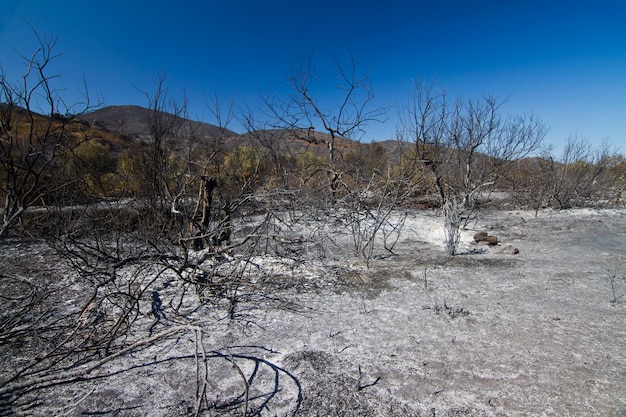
[0,324,201,398]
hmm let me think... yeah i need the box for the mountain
[77,105,366,156]
[77,105,238,141]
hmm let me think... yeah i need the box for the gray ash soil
[0,208,624,416]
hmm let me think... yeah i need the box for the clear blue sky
[1,0,625,152]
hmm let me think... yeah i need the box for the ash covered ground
[1,208,624,416]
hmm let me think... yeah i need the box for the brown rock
[473,231,488,241]
[496,244,519,255]
[483,235,499,245]
[474,231,498,245]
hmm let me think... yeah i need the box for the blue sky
[1,0,625,152]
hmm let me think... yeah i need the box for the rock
[473,231,488,241]
[496,244,519,255]
[473,231,498,245]
[484,236,499,245]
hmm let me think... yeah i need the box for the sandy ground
[1,208,625,416]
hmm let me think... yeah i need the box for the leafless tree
[400,80,546,207]
[443,196,461,255]
[398,80,547,253]
[506,150,553,215]
[397,81,453,207]
[0,30,98,237]
[547,136,622,209]
[449,95,500,209]
[264,51,387,205]
[1,108,305,416]
[138,72,190,213]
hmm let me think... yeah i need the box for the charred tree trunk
[212,201,232,247]
[193,176,217,250]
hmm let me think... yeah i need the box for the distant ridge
[77,105,238,140]
[77,105,366,155]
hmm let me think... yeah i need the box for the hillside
[77,105,371,160]
[77,105,238,141]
